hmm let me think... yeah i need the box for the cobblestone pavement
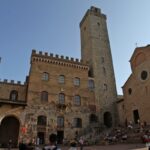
[0,144,147,150]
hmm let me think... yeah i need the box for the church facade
[122,45,150,125]
[0,6,117,147]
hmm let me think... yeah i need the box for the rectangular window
[74,95,81,106]
[57,117,64,127]
[59,75,65,84]
[41,91,48,102]
[42,72,49,81]
[74,77,80,86]
[73,118,82,128]
[88,80,94,89]
[59,93,65,104]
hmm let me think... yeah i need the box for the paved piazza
[61,144,147,150]
[0,144,147,150]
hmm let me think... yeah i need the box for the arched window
[10,90,18,101]
[128,88,132,95]
[37,115,47,126]
[74,95,81,106]
[59,93,65,104]
[73,118,82,128]
[74,77,80,86]
[42,72,49,81]
[57,116,64,127]
[41,91,48,102]
[59,75,65,84]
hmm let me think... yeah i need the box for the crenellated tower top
[31,49,89,70]
[0,79,25,86]
[80,6,106,27]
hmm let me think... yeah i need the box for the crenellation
[80,6,105,27]
[11,80,14,83]
[32,49,36,54]
[31,50,86,66]
[55,54,59,58]
[17,81,21,84]
[76,58,79,62]
[0,79,24,85]
[91,6,101,14]
[101,14,107,20]
[39,51,43,55]
[70,57,74,61]
[66,56,69,60]
[25,76,29,83]
[61,55,64,59]
[50,53,53,57]
[45,52,48,56]
[4,79,8,83]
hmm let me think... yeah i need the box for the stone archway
[104,112,112,128]
[0,116,20,147]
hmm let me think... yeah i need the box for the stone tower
[80,6,117,127]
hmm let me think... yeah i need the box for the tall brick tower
[80,6,117,127]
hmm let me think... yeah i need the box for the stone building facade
[122,45,150,125]
[0,6,117,147]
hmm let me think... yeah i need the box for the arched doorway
[37,115,47,145]
[104,112,112,128]
[0,116,20,147]
[89,114,98,123]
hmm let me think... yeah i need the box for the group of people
[19,140,35,150]
[19,134,84,150]
[68,137,84,150]
[19,134,61,150]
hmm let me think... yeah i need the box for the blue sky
[0,0,150,94]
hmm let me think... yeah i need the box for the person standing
[68,139,77,150]
[18,139,27,150]
[43,133,61,150]
[8,139,12,150]
[79,137,84,150]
